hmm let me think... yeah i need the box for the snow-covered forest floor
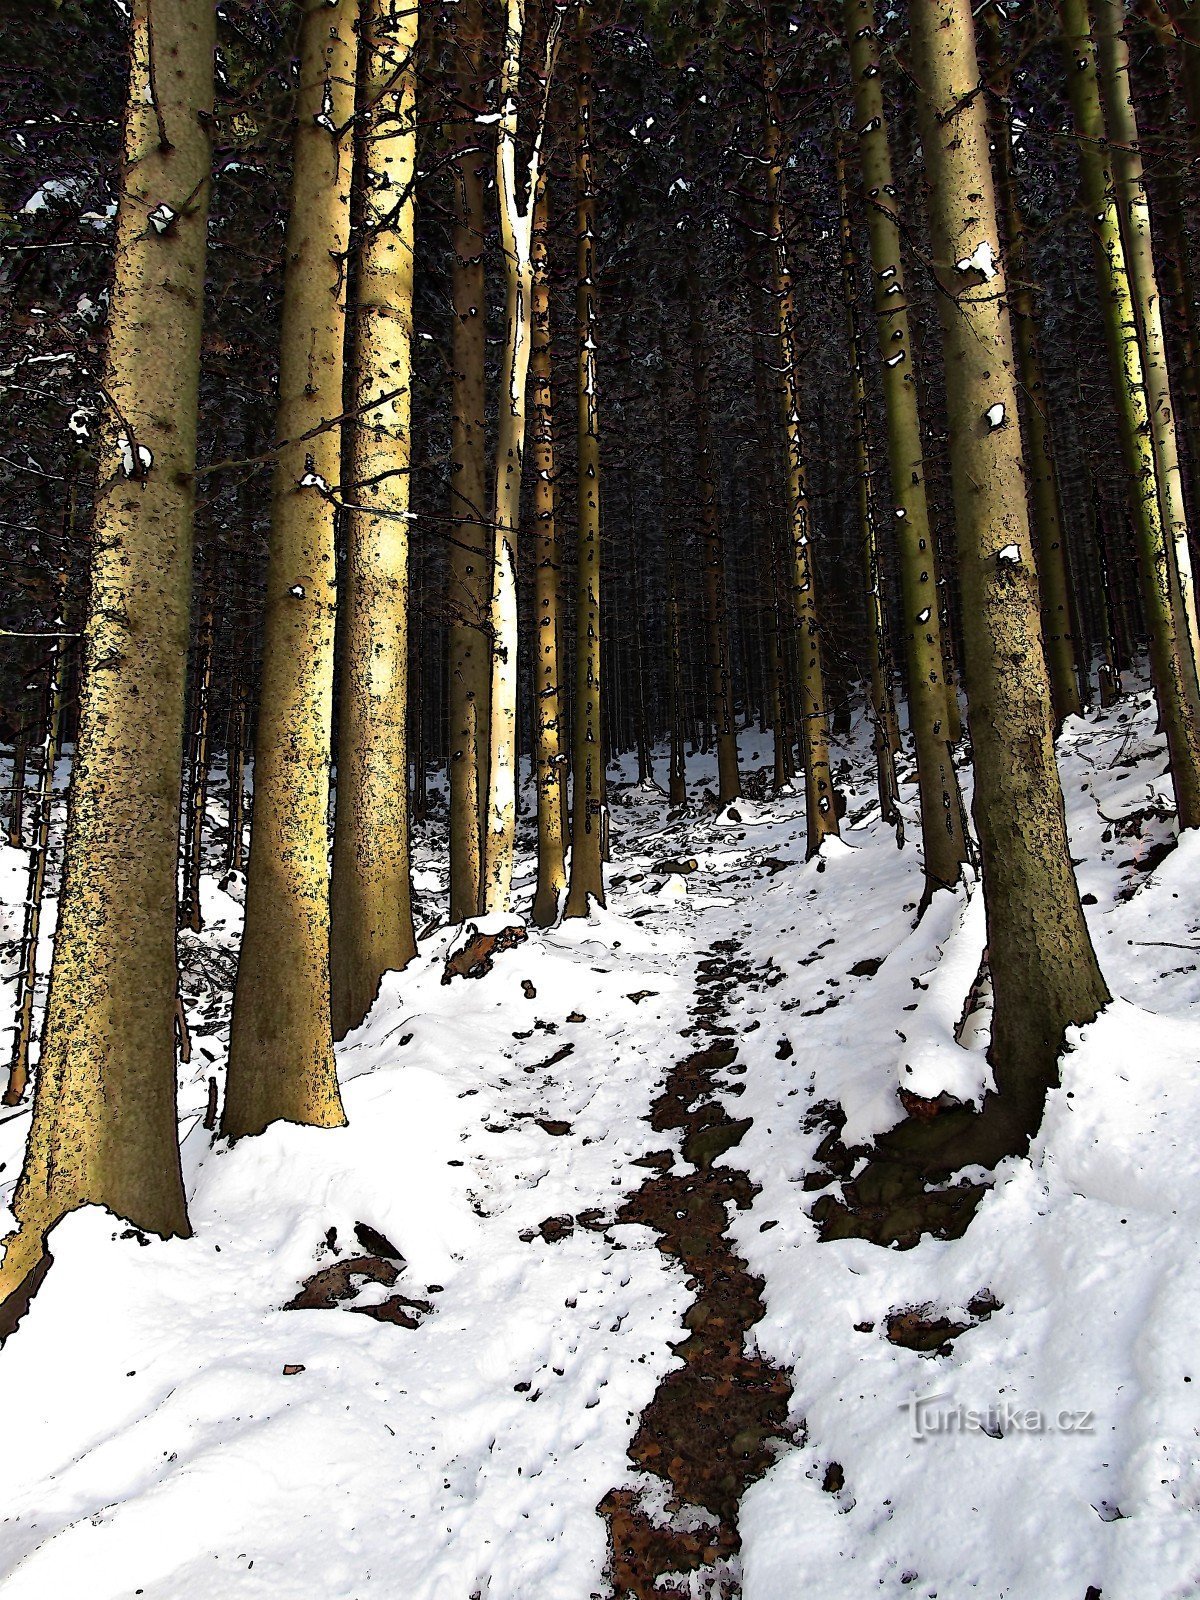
[1,685,1199,1599]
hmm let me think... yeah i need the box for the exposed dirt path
[599,936,797,1599]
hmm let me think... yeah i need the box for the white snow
[116,433,152,477]
[0,685,1199,1597]
[956,240,998,281]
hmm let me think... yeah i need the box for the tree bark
[181,600,214,933]
[763,33,839,857]
[1094,0,1200,682]
[329,0,419,1039]
[0,0,214,1318]
[1059,0,1200,830]
[910,0,1110,1145]
[222,0,356,1138]
[684,236,741,809]
[843,0,968,890]
[446,0,490,921]
[564,5,606,917]
[982,16,1084,727]
[481,0,564,913]
[834,127,902,832]
[530,177,568,925]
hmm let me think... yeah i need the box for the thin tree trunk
[746,264,796,793]
[481,0,564,913]
[684,237,741,808]
[628,477,653,788]
[658,322,688,811]
[223,0,357,1138]
[530,176,568,925]
[225,670,247,874]
[0,0,214,1322]
[4,619,67,1107]
[1059,0,1200,830]
[909,0,1110,1149]
[446,0,490,921]
[329,0,419,1039]
[834,127,902,833]
[1095,0,1200,682]
[564,5,605,917]
[1092,476,1126,704]
[410,546,428,825]
[181,600,214,934]
[843,0,968,891]
[763,34,839,857]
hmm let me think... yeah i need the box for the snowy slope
[0,689,1197,1598]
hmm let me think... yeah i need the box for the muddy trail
[599,936,798,1599]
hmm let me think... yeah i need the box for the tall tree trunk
[0,0,214,1322]
[180,599,214,934]
[1059,0,1200,830]
[910,0,1109,1148]
[744,257,796,795]
[684,239,742,808]
[410,542,428,824]
[843,0,968,890]
[1092,475,1126,704]
[658,322,688,811]
[481,0,564,913]
[834,127,902,833]
[628,474,653,788]
[222,0,356,1139]
[982,18,1084,727]
[329,0,419,1039]
[446,0,490,921]
[1134,25,1200,537]
[530,177,568,925]
[763,34,839,858]
[225,670,247,874]
[1094,0,1200,681]
[564,5,605,917]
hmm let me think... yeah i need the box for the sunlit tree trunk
[982,16,1084,727]
[0,0,215,1322]
[564,4,605,917]
[843,0,967,890]
[446,0,489,921]
[481,0,564,913]
[530,175,568,926]
[1059,0,1200,830]
[1094,0,1200,681]
[329,0,419,1039]
[223,0,357,1138]
[911,0,1109,1146]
